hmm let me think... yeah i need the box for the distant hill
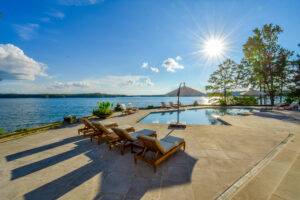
[166,85,205,96]
[0,93,127,98]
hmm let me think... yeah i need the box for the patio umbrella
[240,89,265,96]
[166,83,205,96]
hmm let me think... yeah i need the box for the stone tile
[273,170,300,200]
[160,180,194,200]
[125,177,161,199]
[100,172,133,195]
[191,181,223,200]
[205,150,230,160]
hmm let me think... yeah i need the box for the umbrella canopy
[165,84,205,96]
[240,89,265,96]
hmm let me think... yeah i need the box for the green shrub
[285,96,297,104]
[93,102,114,117]
[193,100,199,106]
[147,105,154,109]
[114,103,122,111]
[0,128,5,134]
[232,96,258,106]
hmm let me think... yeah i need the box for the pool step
[229,135,299,200]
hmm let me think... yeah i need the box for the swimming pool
[138,108,260,125]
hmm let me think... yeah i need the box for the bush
[147,105,154,109]
[93,102,114,118]
[231,96,258,106]
[114,103,122,111]
[0,128,5,134]
[193,100,199,106]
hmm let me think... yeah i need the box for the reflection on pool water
[138,108,260,125]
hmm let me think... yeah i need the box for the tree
[206,59,237,104]
[288,44,300,103]
[242,24,293,105]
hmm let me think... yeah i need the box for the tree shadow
[6,135,83,161]
[252,110,300,125]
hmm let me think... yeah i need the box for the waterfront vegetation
[206,24,300,106]
[92,102,114,118]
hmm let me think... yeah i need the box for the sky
[0,0,299,95]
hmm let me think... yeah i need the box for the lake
[0,96,210,133]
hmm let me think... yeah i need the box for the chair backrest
[128,103,134,110]
[161,102,166,107]
[169,102,174,106]
[121,104,127,111]
[137,135,166,154]
[289,102,297,108]
[111,127,134,141]
[79,118,96,130]
[92,122,111,135]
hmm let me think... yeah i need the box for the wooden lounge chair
[273,102,287,109]
[284,102,299,110]
[169,101,178,108]
[134,134,185,172]
[128,103,139,111]
[111,127,156,155]
[121,104,135,114]
[91,122,135,144]
[161,102,171,109]
[78,118,117,136]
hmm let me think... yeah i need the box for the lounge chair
[284,102,299,110]
[134,134,185,172]
[169,101,178,108]
[121,104,135,114]
[91,121,135,144]
[111,127,156,155]
[274,102,287,109]
[161,102,171,109]
[128,103,139,111]
[78,118,117,136]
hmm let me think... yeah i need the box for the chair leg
[121,144,124,155]
[90,135,92,142]
[153,164,157,173]
[183,142,186,151]
[134,154,137,164]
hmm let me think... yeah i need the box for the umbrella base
[169,122,186,129]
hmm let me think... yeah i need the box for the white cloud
[162,58,184,72]
[51,81,90,89]
[46,10,65,19]
[59,0,101,6]
[39,17,51,22]
[141,62,148,68]
[175,56,182,61]
[145,78,154,86]
[150,67,159,73]
[14,24,39,40]
[0,44,48,80]
[124,77,154,87]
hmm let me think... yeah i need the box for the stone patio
[0,107,299,200]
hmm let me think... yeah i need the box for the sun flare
[203,38,224,57]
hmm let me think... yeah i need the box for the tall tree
[206,59,237,104]
[243,24,292,105]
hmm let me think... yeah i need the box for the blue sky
[0,0,299,95]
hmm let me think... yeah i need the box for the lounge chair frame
[111,128,156,155]
[134,138,185,172]
[78,118,97,136]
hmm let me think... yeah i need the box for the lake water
[0,96,210,133]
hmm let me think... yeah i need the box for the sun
[203,38,225,57]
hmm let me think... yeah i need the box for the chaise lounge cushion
[130,129,156,140]
[161,135,184,146]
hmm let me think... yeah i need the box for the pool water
[138,108,260,125]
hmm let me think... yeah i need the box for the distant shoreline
[0,93,207,98]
